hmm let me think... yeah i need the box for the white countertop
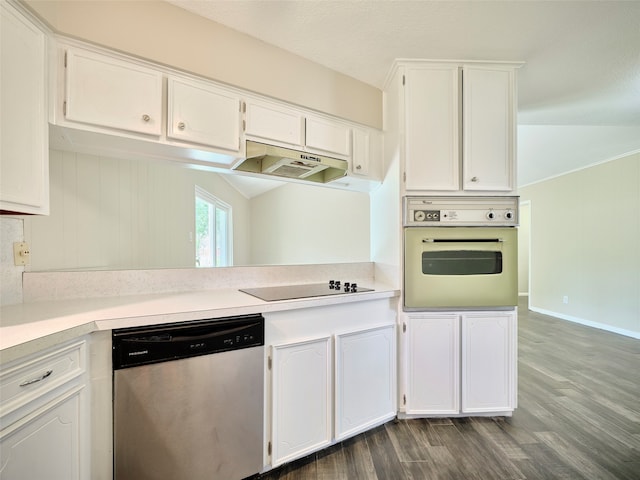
[0,282,399,361]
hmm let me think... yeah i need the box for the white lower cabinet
[0,387,83,480]
[265,300,397,469]
[462,312,517,413]
[271,337,332,467]
[406,313,460,414]
[404,310,516,416]
[272,337,331,465]
[0,338,89,480]
[335,325,396,440]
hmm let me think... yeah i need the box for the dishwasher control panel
[112,314,265,369]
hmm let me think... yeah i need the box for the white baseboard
[529,306,640,340]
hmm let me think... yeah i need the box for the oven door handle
[422,238,504,243]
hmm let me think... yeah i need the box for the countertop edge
[0,286,399,363]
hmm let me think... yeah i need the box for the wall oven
[404,196,518,309]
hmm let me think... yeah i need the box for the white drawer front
[0,340,86,418]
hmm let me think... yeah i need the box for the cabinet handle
[142,114,151,122]
[178,122,186,131]
[19,370,53,387]
[470,176,479,182]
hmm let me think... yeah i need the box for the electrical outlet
[13,242,30,266]
[562,295,569,304]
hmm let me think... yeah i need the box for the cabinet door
[244,99,304,146]
[167,77,241,152]
[271,337,331,467]
[305,115,351,157]
[406,313,460,414]
[0,388,83,480]
[404,64,460,191]
[462,66,515,191]
[0,2,48,214]
[351,127,383,180]
[335,325,395,440]
[461,311,516,413]
[65,48,162,136]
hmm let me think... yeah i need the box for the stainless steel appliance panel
[113,317,264,480]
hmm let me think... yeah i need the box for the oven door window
[422,250,503,275]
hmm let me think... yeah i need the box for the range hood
[233,140,348,184]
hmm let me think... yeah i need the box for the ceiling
[167,0,640,188]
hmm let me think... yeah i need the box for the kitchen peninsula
[0,263,399,479]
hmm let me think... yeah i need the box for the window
[195,186,232,267]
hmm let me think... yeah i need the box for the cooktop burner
[240,281,374,302]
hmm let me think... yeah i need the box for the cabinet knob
[178,122,186,131]
[142,114,151,122]
[356,165,362,170]
[470,176,479,182]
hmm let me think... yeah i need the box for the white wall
[519,152,640,338]
[0,217,25,305]
[249,183,370,265]
[517,201,530,296]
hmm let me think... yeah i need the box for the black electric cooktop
[240,281,374,302]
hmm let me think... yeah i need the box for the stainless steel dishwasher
[112,314,265,480]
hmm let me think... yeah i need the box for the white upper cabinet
[244,99,304,146]
[350,126,382,181]
[65,48,162,136]
[392,60,520,194]
[51,39,380,186]
[404,63,460,192]
[167,77,241,151]
[54,42,243,166]
[243,98,353,160]
[305,115,351,157]
[0,1,49,214]
[462,65,516,191]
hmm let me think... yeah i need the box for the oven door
[404,227,517,309]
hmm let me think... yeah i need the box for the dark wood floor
[257,298,640,480]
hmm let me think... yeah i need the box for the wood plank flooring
[256,299,640,479]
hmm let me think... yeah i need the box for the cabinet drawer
[0,340,86,418]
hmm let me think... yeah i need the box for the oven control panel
[404,196,519,226]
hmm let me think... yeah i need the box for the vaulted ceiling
[167,0,640,186]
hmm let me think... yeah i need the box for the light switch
[13,242,30,266]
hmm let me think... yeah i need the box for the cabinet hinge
[403,171,406,183]
[242,119,246,132]
[63,101,67,116]
[268,356,272,370]
[64,51,67,68]
[402,74,405,86]
[241,101,246,113]
[267,441,272,456]
[403,322,406,333]
[403,394,407,405]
